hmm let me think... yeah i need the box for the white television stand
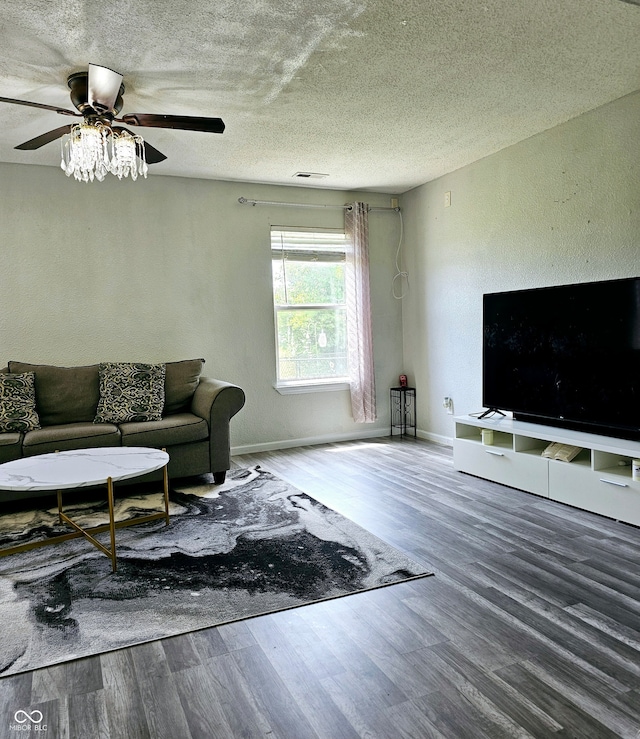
[453,414,640,527]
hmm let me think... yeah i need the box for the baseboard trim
[232,427,453,456]
[232,427,389,456]
[417,428,453,447]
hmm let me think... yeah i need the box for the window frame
[271,227,350,393]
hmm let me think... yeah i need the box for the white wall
[0,168,403,450]
[6,91,637,452]
[401,91,640,444]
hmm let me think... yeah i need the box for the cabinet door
[549,462,640,526]
[454,439,549,497]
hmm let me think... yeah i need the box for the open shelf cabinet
[454,415,640,526]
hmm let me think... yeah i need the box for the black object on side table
[390,387,416,437]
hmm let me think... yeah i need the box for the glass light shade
[61,122,148,182]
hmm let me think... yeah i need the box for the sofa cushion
[0,432,22,464]
[164,359,205,415]
[0,372,41,432]
[95,362,166,424]
[120,412,208,447]
[23,422,120,456]
[8,361,100,426]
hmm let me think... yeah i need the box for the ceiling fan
[0,63,225,178]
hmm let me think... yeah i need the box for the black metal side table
[390,387,416,437]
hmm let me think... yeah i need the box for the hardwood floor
[2,437,640,738]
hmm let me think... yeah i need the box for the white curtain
[345,202,376,423]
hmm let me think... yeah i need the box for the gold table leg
[162,461,170,525]
[107,476,117,571]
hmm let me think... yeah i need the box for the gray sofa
[0,359,245,502]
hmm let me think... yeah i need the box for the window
[271,228,349,389]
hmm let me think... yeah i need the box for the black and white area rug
[0,466,432,677]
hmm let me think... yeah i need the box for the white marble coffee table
[0,447,170,572]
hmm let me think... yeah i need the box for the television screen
[483,277,640,440]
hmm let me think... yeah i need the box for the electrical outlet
[391,197,399,209]
[443,396,454,414]
[444,191,451,208]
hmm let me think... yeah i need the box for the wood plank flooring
[2,437,640,738]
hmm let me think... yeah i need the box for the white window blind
[271,228,349,385]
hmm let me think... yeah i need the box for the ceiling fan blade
[14,125,73,150]
[139,140,167,165]
[118,113,225,134]
[88,63,123,114]
[0,95,80,117]
[112,126,167,164]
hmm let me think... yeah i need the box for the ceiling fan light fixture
[60,121,148,183]
[110,130,148,181]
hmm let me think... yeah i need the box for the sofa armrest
[191,377,245,476]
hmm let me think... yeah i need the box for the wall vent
[292,172,329,179]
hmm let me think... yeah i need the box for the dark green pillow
[9,361,100,426]
[164,358,205,415]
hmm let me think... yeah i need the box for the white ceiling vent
[292,172,329,179]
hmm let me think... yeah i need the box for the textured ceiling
[0,0,639,193]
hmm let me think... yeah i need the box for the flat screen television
[483,276,640,440]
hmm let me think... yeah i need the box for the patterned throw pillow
[94,363,166,424]
[0,372,41,432]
